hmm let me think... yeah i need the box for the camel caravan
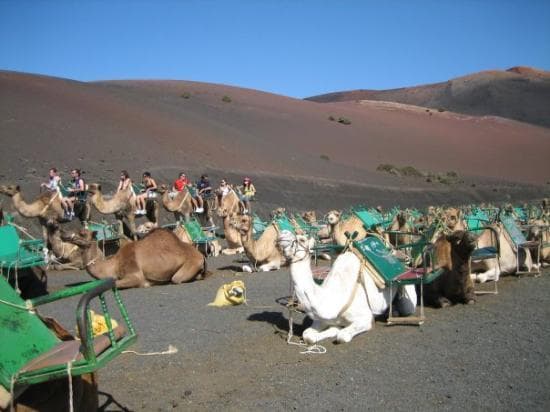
[1,169,549,410]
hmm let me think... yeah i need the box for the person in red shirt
[173,172,189,192]
[172,172,202,213]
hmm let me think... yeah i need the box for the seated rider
[197,174,212,199]
[217,178,231,198]
[172,172,203,213]
[136,171,157,215]
[239,177,256,214]
[61,168,85,219]
[41,167,61,193]
[117,170,133,194]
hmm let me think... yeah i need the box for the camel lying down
[278,230,416,344]
[64,228,208,289]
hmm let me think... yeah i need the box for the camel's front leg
[336,311,374,343]
[127,214,138,241]
[303,320,340,344]
[258,261,280,271]
[115,271,148,289]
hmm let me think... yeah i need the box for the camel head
[445,230,476,262]
[326,210,341,225]
[61,228,97,248]
[0,184,21,196]
[277,230,313,263]
[302,210,317,223]
[217,190,240,218]
[157,184,169,194]
[87,183,102,194]
[271,207,286,219]
[231,214,252,235]
[443,208,462,230]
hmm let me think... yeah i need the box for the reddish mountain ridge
[306,67,550,128]
[0,70,549,212]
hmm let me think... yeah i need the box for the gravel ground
[38,256,550,412]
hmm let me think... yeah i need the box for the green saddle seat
[353,235,443,286]
[273,215,295,234]
[353,209,382,231]
[0,225,45,275]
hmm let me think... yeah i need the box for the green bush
[400,166,423,177]
[180,92,190,99]
[222,95,232,103]
[328,115,336,121]
[320,154,330,161]
[338,117,351,125]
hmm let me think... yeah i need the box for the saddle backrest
[500,214,528,246]
[0,225,21,261]
[0,275,60,390]
[353,235,406,283]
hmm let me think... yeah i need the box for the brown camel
[387,211,415,249]
[87,183,158,240]
[424,230,477,308]
[0,184,66,243]
[45,221,83,270]
[231,214,284,271]
[216,189,244,255]
[326,210,368,246]
[158,185,194,222]
[63,228,208,288]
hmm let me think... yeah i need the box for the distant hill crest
[306,66,550,128]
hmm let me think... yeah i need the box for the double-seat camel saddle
[0,276,137,410]
[500,213,540,276]
[350,234,444,325]
[0,221,45,290]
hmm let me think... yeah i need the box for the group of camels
[1,182,548,341]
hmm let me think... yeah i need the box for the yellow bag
[77,310,119,337]
[208,280,246,307]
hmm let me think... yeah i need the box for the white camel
[277,230,417,344]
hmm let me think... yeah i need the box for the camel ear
[91,231,98,240]
[15,185,20,191]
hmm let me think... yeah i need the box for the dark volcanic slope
[306,67,550,128]
[1,70,549,193]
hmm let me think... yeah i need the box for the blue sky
[1,1,549,98]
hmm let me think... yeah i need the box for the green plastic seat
[352,235,444,325]
[252,214,268,239]
[273,215,295,234]
[0,225,45,277]
[500,214,540,275]
[86,221,123,243]
[0,276,137,402]
[353,208,382,231]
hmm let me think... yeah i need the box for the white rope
[67,361,74,412]
[122,344,178,356]
[0,298,35,312]
[9,374,16,412]
[7,222,36,240]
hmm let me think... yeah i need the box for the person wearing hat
[239,177,256,214]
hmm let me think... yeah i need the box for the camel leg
[127,214,138,241]
[303,323,341,345]
[170,265,195,284]
[336,317,373,344]
[258,261,280,271]
[114,272,148,289]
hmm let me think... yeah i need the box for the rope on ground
[122,344,178,356]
